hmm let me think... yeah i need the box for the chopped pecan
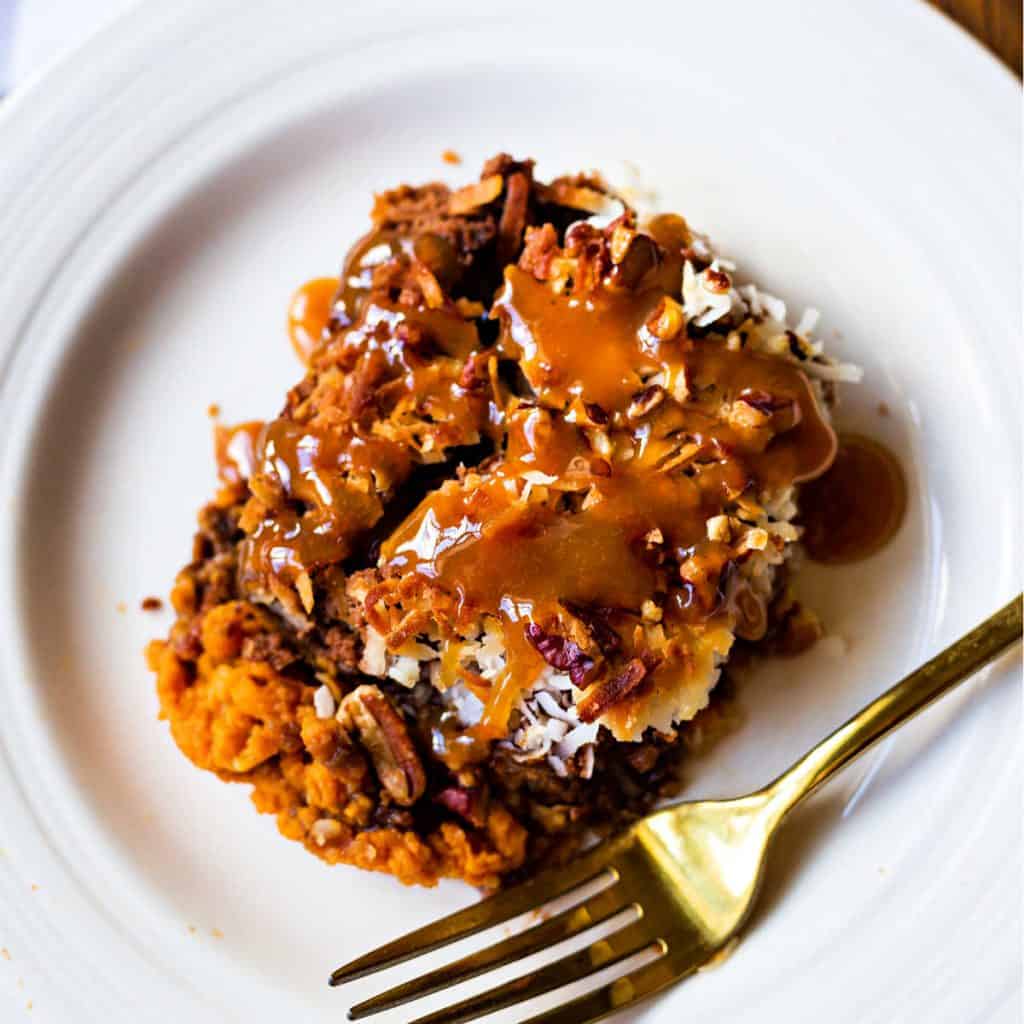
[336,685,426,806]
[609,233,659,290]
[448,174,503,215]
[577,657,652,723]
[497,170,532,266]
[704,267,731,293]
[524,623,594,685]
[736,388,777,414]
[558,600,622,655]
[519,223,560,280]
[645,296,685,341]
[538,179,616,215]
[736,389,802,433]
[627,385,666,421]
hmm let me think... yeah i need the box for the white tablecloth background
[3,0,139,94]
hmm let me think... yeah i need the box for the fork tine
[348,882,628,1018]
[405,917,653,1024]
[330,839,624,986]
[515,930,709,1024]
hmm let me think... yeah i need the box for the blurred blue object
[0,0,14,97]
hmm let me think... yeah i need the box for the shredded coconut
[313,685,336,720]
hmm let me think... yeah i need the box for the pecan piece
[448,174,503,215]
[524,623,594,685]
[497,170,532,267]
[518,223,560,280]
[336,685,426,806]
[609,233,660,290]
[704,267,731,293]
[645,296,685,341]
[627,384,666,421]
[538,180,617,215]
[577,656,657,723]
[558,600,622,655]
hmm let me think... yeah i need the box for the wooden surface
[929,0,1023,76]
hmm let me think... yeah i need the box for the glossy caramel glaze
[233,174,841,735]
[494,266,666,409]
[380,254,837,731]
[287,277,339,364]
[214,421,264,486]
[799,433,906,563]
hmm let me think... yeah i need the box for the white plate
[0,2,1019,1021]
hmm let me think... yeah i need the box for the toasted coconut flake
[706,515,732,542]
[683,260,738,327]
[521,470,559,486]
[445,682,485,726]
[360,628,388,676]
[555,722,599,759]
[295,570,315,614]
[739,528,769,552]
[387,655,421,687]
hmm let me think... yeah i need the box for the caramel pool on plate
[799,433,907,564]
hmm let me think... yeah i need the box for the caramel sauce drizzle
[229,211,868,736]
[287,277,338,365]
[380,266,837,732]
[239,234,486,599]
[494,267,666,409]
[214,421,264,486]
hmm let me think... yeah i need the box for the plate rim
[0,2,1019,1021]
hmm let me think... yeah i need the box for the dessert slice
[148,155,852,888]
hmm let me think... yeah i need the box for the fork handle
[766,594,1023,817]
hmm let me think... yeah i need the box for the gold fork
[331,595,1022,1024]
